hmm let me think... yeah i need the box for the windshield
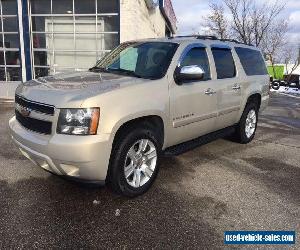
[91,42,178,80]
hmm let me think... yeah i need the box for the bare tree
[281,44,300,83]
[261,20,288,79]
[223,0,253,44]
[205,0,285,46]
[223,0,285,46]
[204,3,229,39]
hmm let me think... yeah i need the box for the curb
[0,98,14,107]
[277,92,300,99]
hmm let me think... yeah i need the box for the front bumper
[9,116,113,183]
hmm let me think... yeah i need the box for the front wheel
[235,103,258,144]
[107,126,161,197]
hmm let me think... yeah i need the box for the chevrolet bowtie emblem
[20,106,31,117]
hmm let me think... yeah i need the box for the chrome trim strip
[15,94,55,116]
[173,112,218,128]
[218,106,240,116]
[16,94,54,108]
[173,106,241,128]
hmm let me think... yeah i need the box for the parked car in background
[284,74,300,89]
[9,36,269,197]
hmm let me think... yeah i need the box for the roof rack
[169,35,254,46]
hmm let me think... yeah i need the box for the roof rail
[220,38,241,43]
[220,38,254,46]
[169,35,218,40]
[169,34,254,46]
[196,35,218,40]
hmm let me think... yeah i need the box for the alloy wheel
[124,139,157,188]
[245,109,257,138]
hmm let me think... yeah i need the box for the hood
[16,71,143,107]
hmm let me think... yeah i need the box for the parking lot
[0,92,299,249]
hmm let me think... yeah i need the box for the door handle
[232,84,241,90]
[205,88,216,95]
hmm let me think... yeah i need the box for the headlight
[57,108,100,135]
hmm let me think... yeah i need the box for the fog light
[60,164,79,177]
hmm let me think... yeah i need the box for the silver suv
[9,36,269,197]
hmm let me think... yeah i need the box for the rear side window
[235,47,267,76]
[181,47,211,80]
[211,48,236,79]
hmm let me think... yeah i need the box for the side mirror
[175,65,205,85]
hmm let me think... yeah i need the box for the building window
[29,0,119,78]
[0,0,21,81]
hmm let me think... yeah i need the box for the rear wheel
[235,103,258,144]
[107,125,161,197]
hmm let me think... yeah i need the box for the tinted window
[235,47,268,76]
[211,48,236,79]
[181,48,211,80]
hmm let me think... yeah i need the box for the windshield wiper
[106,68,143,78]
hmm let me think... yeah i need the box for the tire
[271,81,280,90]
[235,102,258,144]
[107,124,162,197]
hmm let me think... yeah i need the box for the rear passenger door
[211,45,242,130]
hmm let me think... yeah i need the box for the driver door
[169,44,218,145]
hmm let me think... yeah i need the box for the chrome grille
[15,94,54,135]
[15,94,54,115]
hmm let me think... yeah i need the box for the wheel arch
[246,93,261,110]
[238,92,262,122]
[106,114,165,184]
[111,114,166,150]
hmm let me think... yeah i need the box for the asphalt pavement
[0,93,299,249]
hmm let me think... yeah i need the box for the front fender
[109,110,168,147]
[82,81,170,148]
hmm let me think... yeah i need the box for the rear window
[211,48,236,79]
[235,47,267,76]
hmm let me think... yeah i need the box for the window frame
[176,43,212,82]
[0,0,21,82]
[28,0,120,78]
[210,45,237,80]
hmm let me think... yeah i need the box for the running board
[163,126,236,156]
